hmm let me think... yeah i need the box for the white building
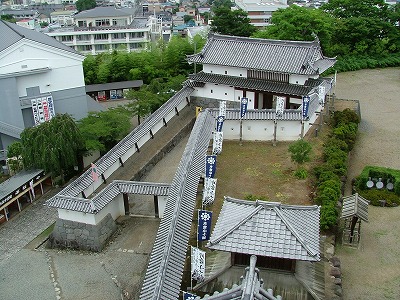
[45,7,151,55]
[0,20,101,160]
[186,33,336,140]
[234,0,288,27]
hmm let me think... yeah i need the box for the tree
[75,0,96,12]
[7,142,24,174]
[253,6,336,56]
[211,7,256,37]
[20,114,83,181]
[321,0,399,55]
[77,107,133,152]
[184,15,194,24]
[288,139,313,165]
[1,14,17,23]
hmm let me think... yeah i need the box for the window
[129,32,145,39]
[225,70,227,74]
[211,90,213,93]
[95,44,108,51]
[112,33,126,39]
[77,45,92,51]
[76,35,90,41]
[95,19,110,27]
[61,35,73,42]
[94,34,108,40]
[78,20,87,27]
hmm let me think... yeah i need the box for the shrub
[288,139,313,165]
[293,167,308,179]
[355,166,400,196]
[320,203,338,231]
[358,189,400,207]
[332,109,360,127]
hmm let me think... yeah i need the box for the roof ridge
[209,204,263,245]
[273,206,318,257]
[1,20,25,39]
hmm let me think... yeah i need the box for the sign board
[191,246,205,282]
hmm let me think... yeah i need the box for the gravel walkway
[334,67,400,299]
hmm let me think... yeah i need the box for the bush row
[314,109,360,230]
[329,54,400,74]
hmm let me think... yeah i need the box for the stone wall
[47,213,117,252]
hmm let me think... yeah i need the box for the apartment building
[45,7,151,55]
[235,0,288,27]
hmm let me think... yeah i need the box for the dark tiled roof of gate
[187,72,313,96]
[187,33,336,75]
[207,197,320,262]
[46,181,171,213]
[140,109,215,300]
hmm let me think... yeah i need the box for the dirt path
[334,67,400,299]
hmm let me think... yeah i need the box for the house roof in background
[0,20,78,54]
[74,7,135,19]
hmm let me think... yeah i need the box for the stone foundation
[47,213,117,252]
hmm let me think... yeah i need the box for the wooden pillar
[17,199,21,211]
[273,119,277,146]
[40,182,44,195]
[154,195,159,218]
[350,216,359,243]
[239,119,243,145]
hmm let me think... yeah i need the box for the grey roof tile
[341,193,369,222]
[207,197,320,262]
[0,20,78,54]
[187,33,336,75]
[188,71,313,96]
[0,169,44,202]
[74,7,135,19]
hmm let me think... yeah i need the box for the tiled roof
[187,72,313,96]
[341,193,369,222]
[210,108,303,121]
[187,33,336,75]
[195,255,282,300]
[46,181,171,213]
[0,169,44,201]
[74,7,134,19]
[207,197,320,262]
[85,80,143,93]
[50,87,193,199]
[140,109,215,300]
[0,20,78,54]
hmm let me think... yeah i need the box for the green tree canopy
[76,0,96,12]
[20,114,83,180]
[77,107,133,152]
[321,0,400,55]
[253,5,336,56]
[288,139,313,165]
[211,7,256,37]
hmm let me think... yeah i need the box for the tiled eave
[187,72,314,97]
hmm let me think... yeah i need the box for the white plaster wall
[193,84,236,101]
[203,64,247,78]
[246,91,255,110]
[94,194,125,224]
[234,89,244,102]
[289,74,310,85]
[158,195,168,218]
[0,42,85,96]
[223,119,302,141]
[58,208,97,225]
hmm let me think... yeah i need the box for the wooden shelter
[341,193,369,247]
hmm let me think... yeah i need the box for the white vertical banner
[29,180,35,200]
[212,132,223,155]
[191,246,205,282]
[202,178,217,206]
[47,96,56,118]
[318,86,326,105]
[42,97,50,121]
[219,100,226,117]
[36,98,45,124]
[275,96,285,118]
[31,99,40,125]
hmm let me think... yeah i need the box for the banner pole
[239,118,243,145]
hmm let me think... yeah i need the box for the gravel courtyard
[334,67,400,299]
